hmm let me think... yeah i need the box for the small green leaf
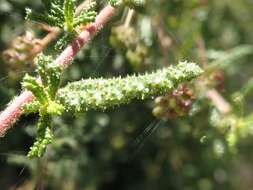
[28,115,53,158]
[36,54,63,98]
[26,8,62,28]
[23,101,41,114]
[74,10,97,27]
[47,101,65,115]
[64,0,75,32]
[54,32,76,51]
[22,74,48,104]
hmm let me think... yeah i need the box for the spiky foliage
[26,0,97,33]
[57,62,203,112]
[23,60,202,158]
[22,54,64,158]
[27,115,53,158]
[18,0,154,158]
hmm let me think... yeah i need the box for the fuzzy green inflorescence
[57,62,203,112]
[22,54,64,158]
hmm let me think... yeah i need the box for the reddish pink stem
[0,91,34,137]
[0,5,116,137]
[56,5,116,66]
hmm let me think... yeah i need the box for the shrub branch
[0,5,116,137]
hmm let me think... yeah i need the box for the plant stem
[0,91,34,137]
[206,89,231,114]
[196,35,231,114]
[29,27,61,61]
[124,9,135,28]
[56,5,115,66]
[0,5,116,137]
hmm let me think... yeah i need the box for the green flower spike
[57,62,203,112]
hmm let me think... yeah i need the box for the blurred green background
[1,0,253,189]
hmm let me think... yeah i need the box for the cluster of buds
[110,25,148,70]
[153,84,195,119]
[2,31,40,65]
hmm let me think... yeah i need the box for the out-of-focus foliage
[1,0,253,189]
